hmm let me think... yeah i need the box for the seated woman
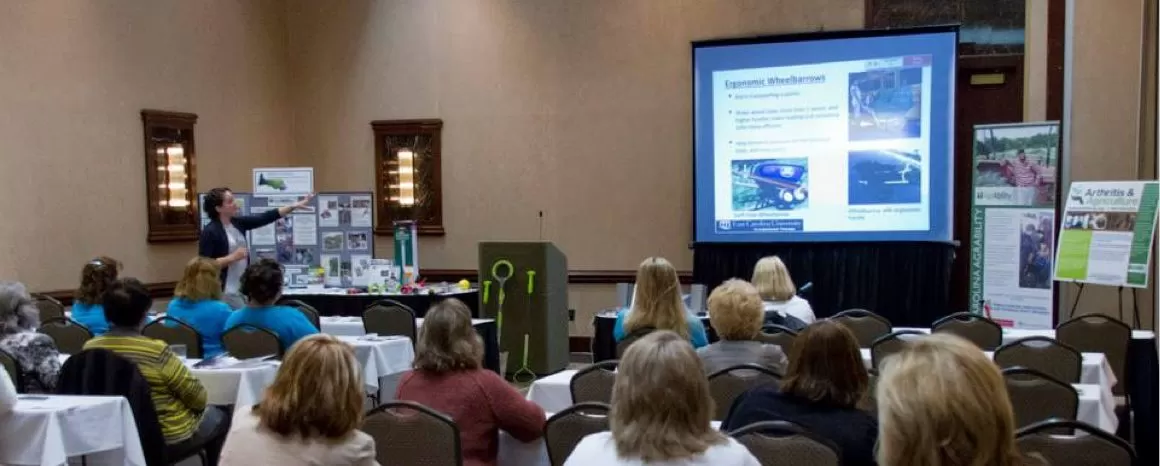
[396,298,544,466]
[697,279,787,375]
[84,279,228,462]
[566,331,760,465]
[220,334,378,466]
[0,281,62,393]
[613,257,709,349]
[167,257,234,358]
[876,334,1044,466]
[751,256,814,326]
[71,256,121,335]
[224,259,317,352]
[722,320,876,466]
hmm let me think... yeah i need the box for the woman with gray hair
[0,281,62,393]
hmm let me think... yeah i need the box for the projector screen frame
[690,25,961,245]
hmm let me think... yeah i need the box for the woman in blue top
[166,257,234,358]
[71,256,120,335]
[225,259,317,352]
[613,257,709,348]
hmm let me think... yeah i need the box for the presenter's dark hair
[203,187,231,220]
[101,278,153,327]
[241,259,284,305]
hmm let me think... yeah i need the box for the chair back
[1016,418,1135,466]
[221,324,282,359]
[615,326,655,358]
[831,309,892,347]
[545,402,611,466]
[755,325,798,361]
[31,294,66,321]
[363,401,462,466]
[37,317,93,354]
[931,312,1003,350]
[280,299,322,330]
[728,420,841,466]
[1003,367,1079,431]
[1056,314,1130,396]
[870,330,927,369]
[0,347,23,393]
[570,360,618,405]
[707,364,782,420]
[994,336,1082,384]
[142,317,205,359]
[363,300,417,343]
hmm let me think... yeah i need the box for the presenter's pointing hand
[294,193,316,210]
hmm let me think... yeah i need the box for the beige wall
[0,0,293,291]
[1061,0,1156,328]
[285,0,864,334]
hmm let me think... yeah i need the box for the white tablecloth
[858,348,1117,390]
[58,354,279,407]
[526,371,1117,433]
[336,336,415,393]
[320,316,495,337]
[0,395,146,466]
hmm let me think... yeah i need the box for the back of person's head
[611,330,725,461]
[240,259,283,306]
[877,333,1029,466]
[752,256,796,301]
[75,256,121,305]
[0,281,38,334]
[256,334,363,439]
[101,278,153,328]
[414,298,483,373]
[174,257,223,301]
[781,320,867,408]
[625,257,688,339]
[707,279,763,341]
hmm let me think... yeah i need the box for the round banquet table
[283,289,480,318]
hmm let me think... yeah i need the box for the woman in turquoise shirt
[71,256,120,335]
[166,257,234,358]
[613,257,709,348]
[225,259,317,352]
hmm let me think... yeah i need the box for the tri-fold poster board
[199,185,375,287]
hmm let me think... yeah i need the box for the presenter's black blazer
[199,209,283,289]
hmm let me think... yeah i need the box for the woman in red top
[395,298,545,466]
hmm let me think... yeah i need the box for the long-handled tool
[490,260,514,345]
[512,269,538,383]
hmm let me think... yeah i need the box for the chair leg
[199,450,208,466]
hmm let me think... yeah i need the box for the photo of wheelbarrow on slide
[731,158,810,211]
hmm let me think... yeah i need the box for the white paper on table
[351,254,373,287]
[351,195,372,227]
[292,214,318,245]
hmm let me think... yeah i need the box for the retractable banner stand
[393,221,419,284]
[1055,181,1160,288]
[968,122,1060,329]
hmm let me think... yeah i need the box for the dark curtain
[693,242,955,327]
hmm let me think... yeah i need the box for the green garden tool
[512,269,538,383]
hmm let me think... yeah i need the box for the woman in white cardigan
[752,256,816,324]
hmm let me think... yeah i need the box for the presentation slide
[693,28,957,243]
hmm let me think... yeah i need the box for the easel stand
[1067,282,1141,329]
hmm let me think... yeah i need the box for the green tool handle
[522,334,530,365]
[483,281,492,304]
[526,270,536,295]
[498,289,506,305]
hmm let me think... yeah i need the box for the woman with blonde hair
[876,333,1042,466]
[613,257,709,348]
[167,257,234,357]
[220,334,378,465]
[723,320,877,466]
[396,298,544,466]
[566,331,759,465]
[72,256,122,335]
[752,255,815,324]
[697,279,787,375]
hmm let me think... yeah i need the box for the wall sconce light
[142,110,199,242]
[372,119,444,236]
